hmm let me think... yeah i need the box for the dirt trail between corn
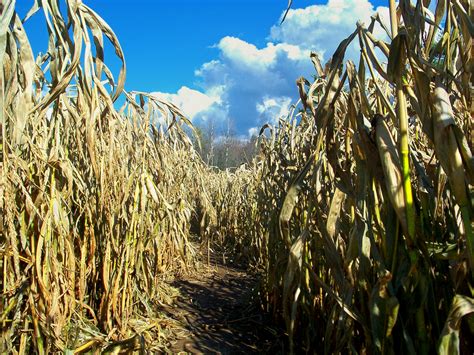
[168,256,281,354]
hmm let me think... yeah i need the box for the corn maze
[1,0,473,354]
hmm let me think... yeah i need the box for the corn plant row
[207,1,474,353]
[1,1,208,352]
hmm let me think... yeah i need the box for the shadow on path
[168,258,283,354]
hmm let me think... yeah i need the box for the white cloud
[217,36,309,69]
[194,36,313,135]
[151,86,220,120]
[151,1,390,137]
[256,96,292,124]
[248,127,259,137]
[270,0,390,62]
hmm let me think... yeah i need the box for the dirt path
[168,258,281,354]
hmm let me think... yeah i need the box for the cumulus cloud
[153,0,390,137]
[256,96,293,124]
[193,36,314,134]
[151,86,220,119]
[248,127,259,137]
[270,0,390,61]
[216,36,309,69]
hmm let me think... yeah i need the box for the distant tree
[193,118,259,169]
[192,118,217,165]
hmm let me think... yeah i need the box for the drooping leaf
[439,295,474,355]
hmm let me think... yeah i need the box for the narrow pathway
[168,257,281,354]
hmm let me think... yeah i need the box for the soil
[167,255,283,354]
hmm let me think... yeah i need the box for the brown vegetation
[1,0,473,354]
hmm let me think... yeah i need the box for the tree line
[192,118,259,170]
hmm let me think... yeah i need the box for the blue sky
[18,0,393,137]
